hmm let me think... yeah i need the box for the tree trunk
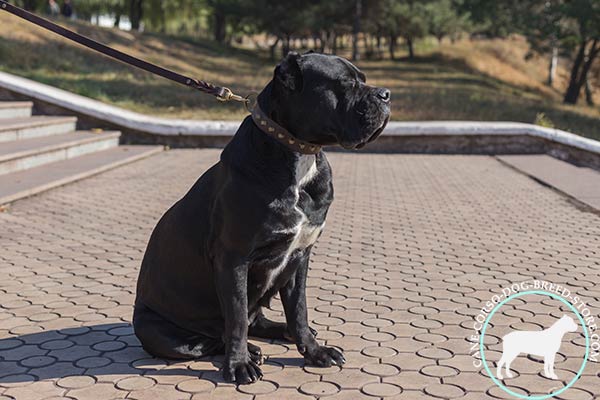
[389,35,396,60]
[351,0,361,61]
[213,9,226,43]
[585,78,594,106]
[114,13,121,28]
[129,0,143,31]
[332,31,338,54]
[564,39,599,104]
[564,41,587,104]
[548,46,558,87]
[269,36,280,61]
[319,32,326,53]
[407,37,415,59]
[282,34,291,57]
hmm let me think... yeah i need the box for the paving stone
[3,380,65,400]
[237,380,278,395]
[324,368,379,390]
[361,382,402,397]
[175,378,215,393]
[298,380,339,396]
[1,150,599,399]
[66,383,127,400]
[56,375,96,389]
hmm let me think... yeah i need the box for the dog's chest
[286,156,324,248]
[259,155,327,289]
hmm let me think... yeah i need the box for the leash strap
[0,0,247,103]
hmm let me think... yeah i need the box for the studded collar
[251,105,322,155]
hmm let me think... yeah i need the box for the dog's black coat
[133,52,390,384]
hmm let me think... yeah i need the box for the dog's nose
[376,88,391,103]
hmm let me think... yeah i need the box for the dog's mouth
[354,116,389,149]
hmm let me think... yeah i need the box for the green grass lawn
[1,13,598,140]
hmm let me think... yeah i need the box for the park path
[0,150,598,399]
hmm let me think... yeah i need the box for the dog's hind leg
[133,303,224,360]
[544,353,558,379]
[504,353,517,378]
[496,354,506,379]
[249,309,317,342]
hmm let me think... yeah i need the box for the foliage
[8,0,600,106]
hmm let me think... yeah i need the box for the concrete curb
[1,70,599,165]
[0,71,238,136]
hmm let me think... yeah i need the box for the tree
[425,0,470,44]
[397,1,429,59]
[522,0,600,104]
[245,0,315,57]
[560,0,600,104]
[352,0,362,60]
[459,0,526,38]
[130,0,144,31]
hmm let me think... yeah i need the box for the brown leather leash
[0,0,248,104]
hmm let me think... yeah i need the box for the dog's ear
[275,51,303,92]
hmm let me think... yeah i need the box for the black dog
[133,52,390,384]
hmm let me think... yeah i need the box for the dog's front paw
[223,358,263,384]
[304,345,345,367]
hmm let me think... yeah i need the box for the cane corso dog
[133,52,390,384]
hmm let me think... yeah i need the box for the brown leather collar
[252,105,322,155]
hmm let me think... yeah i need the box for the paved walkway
[0,150,598,400]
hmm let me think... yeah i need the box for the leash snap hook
[216,87,246,103]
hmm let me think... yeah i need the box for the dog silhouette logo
[497,315,578,380]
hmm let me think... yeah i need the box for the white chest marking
[263,155,324,291]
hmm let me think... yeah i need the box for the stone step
[0,101,33,119]
[0,131,121,176]
[0,116,77,142]
[0,145,163,205]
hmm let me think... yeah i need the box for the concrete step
[0,102,33,119]
[0,145,163,205]
[0,131,121,176]
[0,116,77,142]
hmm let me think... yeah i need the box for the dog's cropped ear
[275,51,303,92]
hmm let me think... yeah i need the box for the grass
[0,13,599,140]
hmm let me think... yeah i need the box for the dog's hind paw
[248,342,263,365]
[223,359,263,385]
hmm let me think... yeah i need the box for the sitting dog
[133,52,391,384]
[496,315,578,380]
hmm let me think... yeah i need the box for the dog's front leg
[280,252,346,367]
[216,252,262,384]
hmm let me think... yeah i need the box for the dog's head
[559,315,578,333]
[262,51,390,150]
